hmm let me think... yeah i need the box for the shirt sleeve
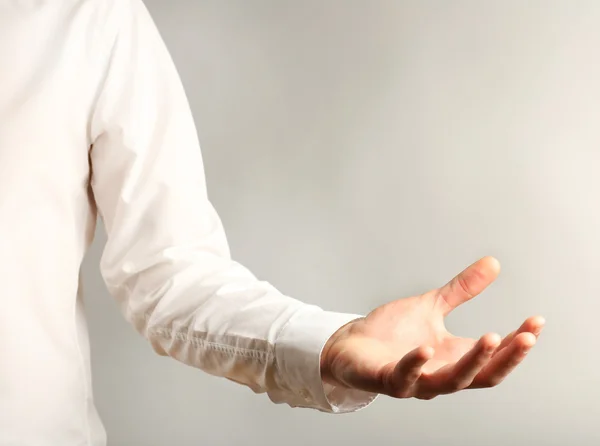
[88,0,377,413]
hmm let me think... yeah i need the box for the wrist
[320,317,363,386]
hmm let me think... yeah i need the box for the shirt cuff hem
[273,307,379,413]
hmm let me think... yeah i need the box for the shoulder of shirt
[77,0,138,57]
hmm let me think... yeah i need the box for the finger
[494,316,545,355]
[386,346,434,398]
[418,333,500,395]
[470,332,536,389]
[436,256,501,316]
[446,333,501,390]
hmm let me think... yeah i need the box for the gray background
[81,1,600,445]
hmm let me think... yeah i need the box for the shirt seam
[109,281,277,361]
[147,326,274,361]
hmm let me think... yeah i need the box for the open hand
[320,257,544,399]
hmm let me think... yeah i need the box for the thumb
[435,256,500,315]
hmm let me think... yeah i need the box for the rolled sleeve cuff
[272,307,379,413]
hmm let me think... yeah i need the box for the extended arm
[88,0,376,413]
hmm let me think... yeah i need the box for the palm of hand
[322,257,544,399]
[364,296,475,371]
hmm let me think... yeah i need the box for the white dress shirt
[0,0,377,444]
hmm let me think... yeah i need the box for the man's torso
[0,1,116,444]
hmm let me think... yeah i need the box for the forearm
[100,222,371,410]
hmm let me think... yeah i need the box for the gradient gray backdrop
[81,1,600,445]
